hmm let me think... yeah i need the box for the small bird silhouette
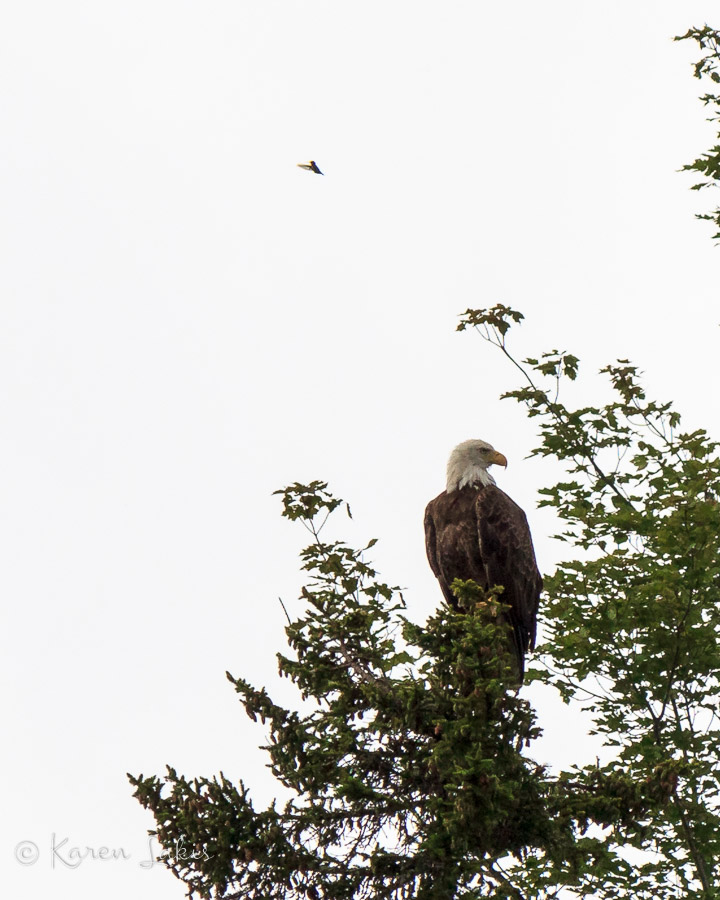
[296,160,324,175]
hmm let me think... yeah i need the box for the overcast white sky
[2,3,719,897]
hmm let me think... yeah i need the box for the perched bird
[424,439,542,683]
[296,160,324,175]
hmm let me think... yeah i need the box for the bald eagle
[424,439,542,682]
[297,160,324,174]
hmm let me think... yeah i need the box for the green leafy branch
[460,304,720,899]
[675,25,720,240]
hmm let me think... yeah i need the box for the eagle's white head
[446,439,508,492]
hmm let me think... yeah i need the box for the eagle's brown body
[424,482,542,681]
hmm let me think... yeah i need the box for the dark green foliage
[675,26,720,240]
[129,479,673,899]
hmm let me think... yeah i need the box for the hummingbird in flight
[296,160,324,175]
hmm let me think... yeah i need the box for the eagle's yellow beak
[488,450,508,468]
